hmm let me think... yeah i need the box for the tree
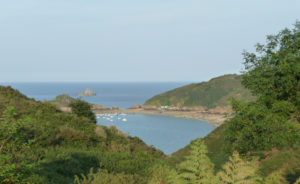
[217,151,262,184]
[263,170,288,184]
[242,21,300,112]
[224,99,298,153]
[148,163,179,184]
[224,21,300,153]
[69,99,96,124]
[178,139,218,184]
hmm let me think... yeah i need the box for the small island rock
[112,106,119,110]
[129,104,142,109]
[77,88,96,97]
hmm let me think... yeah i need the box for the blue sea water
[1,82,187,109]
[97,114,214,154]
[1,82,215,154]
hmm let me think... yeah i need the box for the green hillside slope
[144,74,255,109]
[0,86,164,184]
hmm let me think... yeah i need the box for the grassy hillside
[144,74,255,109]
[0,86,164,184]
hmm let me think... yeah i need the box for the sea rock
[77,88,96,97]
[129,104,142,109]
[112,106,119,110]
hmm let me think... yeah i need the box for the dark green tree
[224,22,300,154]
[242,21,300,111]
[225,99,298,153]
[69,99,97,124]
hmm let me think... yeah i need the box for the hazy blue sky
[0,0,299,82]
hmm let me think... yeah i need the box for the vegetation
[144,74,255,109]
[169,21,300,183]
[0,86,164,184]
[51,94,109,110]
[69,99,97,124]
[167,139,299,184]
[177,139,217,184]
[52,94,76,107]
[217,151,261,183]
[0,22,299,184]
[147,164,178,184]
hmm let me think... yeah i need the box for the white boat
[122,118,127,122]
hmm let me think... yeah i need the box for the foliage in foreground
[225,20,300,152]
[76,139,300,184]
[223,21,300,182]
[177,139,217,183]
[0,86,164,184]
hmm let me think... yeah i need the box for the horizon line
[0,81,195,83]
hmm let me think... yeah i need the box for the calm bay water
[97,113,214,154]
[1,82,215,154]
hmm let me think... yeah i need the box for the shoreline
[93,109,228,126]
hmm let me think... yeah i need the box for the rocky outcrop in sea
[77,88,96,97]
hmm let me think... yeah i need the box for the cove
[97,114,215,155]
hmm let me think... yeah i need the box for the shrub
[95,126,107,139]
[178,139,219,184]
[69,99,96,124]
[217,151,262,184]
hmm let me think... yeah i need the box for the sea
[1,82,215,154]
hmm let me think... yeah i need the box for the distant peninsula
[143,74,255,113]
[77,88,96,97]
[51,94,109,111]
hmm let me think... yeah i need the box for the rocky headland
[51,94,110,112]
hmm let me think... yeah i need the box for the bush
[224,99,299,153]
[69,99,96,124]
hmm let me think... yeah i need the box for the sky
[0,0,299,82]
